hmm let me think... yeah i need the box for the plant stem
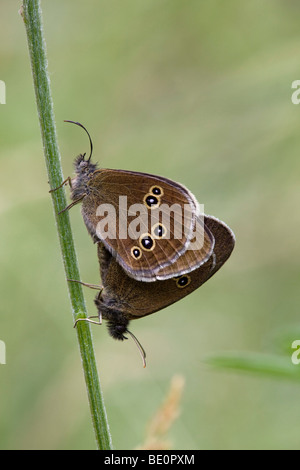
[21,0,112,450]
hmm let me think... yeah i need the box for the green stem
[21,0,112,450]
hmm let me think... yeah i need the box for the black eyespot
[131,247,142,259]
[145,195,159,207]
[154,225,163,237]
[140,234,155,251]
[152,224,166,239]
[175,275,191,288]
[151,186,162,196]
[141,236,153,249]
[178,276,188,286]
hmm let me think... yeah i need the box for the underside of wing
[82,168,211,281]
[98,217,234,319]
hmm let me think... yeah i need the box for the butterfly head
[68,153,98,201]
[74,152,98,176]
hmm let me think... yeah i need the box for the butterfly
[54,121,215,282]
[74,214,235,366]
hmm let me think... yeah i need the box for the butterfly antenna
[126,329,147,368]
[64,120,93,162]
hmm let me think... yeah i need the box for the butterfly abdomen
[107,321,128,341]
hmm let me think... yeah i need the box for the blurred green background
[1,0,300,450]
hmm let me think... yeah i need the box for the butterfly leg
[58,195,86,214]
[69,279,104,327]
[49,177,86,214]
[73,314,102,328]
[49,176,72,193]
[67,278,103,290]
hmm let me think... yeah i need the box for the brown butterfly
[74,215,235,366]
[54,121,214,282]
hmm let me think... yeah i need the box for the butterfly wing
[81,169,214,281]
[204,215,235,279]
[155,215,215,280]
[97,215,235,320]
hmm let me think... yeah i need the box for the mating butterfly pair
[54,122,235,366]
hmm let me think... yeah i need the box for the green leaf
[206,352,300,381]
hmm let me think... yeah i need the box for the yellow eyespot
[139,233,156,251]
[143,193,161,209]
[151,222,167,239]
[174,275,191,289]
[131,246,142,260]
[150,185,164,197]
